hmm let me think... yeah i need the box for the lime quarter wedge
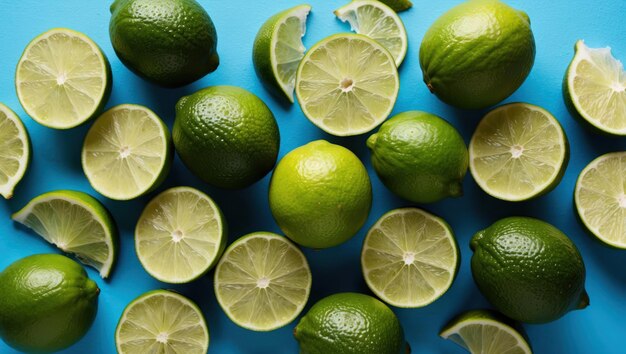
[0,103,30,199]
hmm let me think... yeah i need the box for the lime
[82,104,172,200]
[173,86,280,189]
[15,28,111,129]
[269,140,372,248]
[469,103,569,202]
[12,190,118,278]
[419,0,535,109]
[109,0,219,87]
[0,254,99,353]
[115,290,209,354]
[294,292,407,354]
[214,232,311,331]
[575,152,626,248]
[135,186,227,283]
[371,0,412,13]
[564,40,626,135]
[253,4,311,103]
[0,103,30,199]
[470,217,589,323]
[440,310,532,354]
[362,208,459,308]
[295,33,399,136]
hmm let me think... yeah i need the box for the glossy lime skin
[380,0,413,12]
[470,217,589,324]
[367,111,468,204]
[109,0,219,87]
[0,254,99,353]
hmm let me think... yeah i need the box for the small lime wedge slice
[0,103,30,199]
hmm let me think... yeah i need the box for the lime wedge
[0,103,30,199]
[12,190,118,278]
[15,28,111,129]
[335,0,408,66]
[362,208,459,308]
[214,232,312,331]
[469,103,569,202]
[575,152,626,248]
[135,187,227,283]
[295,33,399,136]
[82,104,172,201]
[116,290,209,354]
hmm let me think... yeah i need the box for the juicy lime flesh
[442,314,531,354]
[0,105,28,198]
[275,7,309,97]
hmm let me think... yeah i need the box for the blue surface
[0,0,625,353]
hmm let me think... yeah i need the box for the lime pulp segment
[0,103,30,199]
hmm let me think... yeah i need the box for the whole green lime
[109,0,219,87]
[470,217,589,323]
[0,254,99,353]
[294,292,407,354]
[419,0,535,109]
[367,111,468,204]
[269,140,372,249]
[173,86,280,189]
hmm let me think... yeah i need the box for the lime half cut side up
[0,103,30,199]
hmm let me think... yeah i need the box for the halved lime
[440,310,532,354]
[335,0,408,66]
[116,290,209,354]
[135,187,227,283]
[214,232,312,331]
[470,103,569,202]
[0,103,30,199]
[82,104,172,201]
[15,28,111,129]
[253,4,311,103]
[12,190,118,278]
[361,208,459,308]
[565,40,626,136]
[295,33,399,136]
[575,152,626,248]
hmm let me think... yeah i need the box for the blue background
[0,0,625,353]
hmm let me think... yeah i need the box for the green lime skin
[367,111,468,204]
[295,293,407,354]
[470,217,589,324]
[419,0,535,109]
[379,0,413,12]
[109,0,219,87]
[0,254,99,353]
[173,86,280,189]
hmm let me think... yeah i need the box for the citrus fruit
[0,103,30,199]
[135,186,227,283]
[362,208,459,308]
[173,86,280,189]
[575,152,626,248]
[564,40,626,135]
[0,254,99,353]
[374,0,412,13]
[109,0,219,87]
[15,28,111,129]
[115,290,209,354]
[294,292,407,354]
[367,111,468,204]
[295,33,399,136]
[82,104,172,200]
[253,4,311,103]
[269,140,372,248]
[214,232,311,331]
[419,0,535,109]
[470,217,589,323]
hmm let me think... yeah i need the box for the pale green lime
[0,103,30,199]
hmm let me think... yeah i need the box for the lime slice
[295,33,399,136]
[116,290,209,354]
[253,4,311,103]
[361,208,459,308]
[335,0,408,66]
[469,103,569,202]
[15,28,111,129]
[440,310,532,354]
[565,40,626,136]
[214,232,312,331]
[575,152,626,248]
[0,103,30,199]
[82,104,172,200]
[12,190,118,278]
[135,187,227,283]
